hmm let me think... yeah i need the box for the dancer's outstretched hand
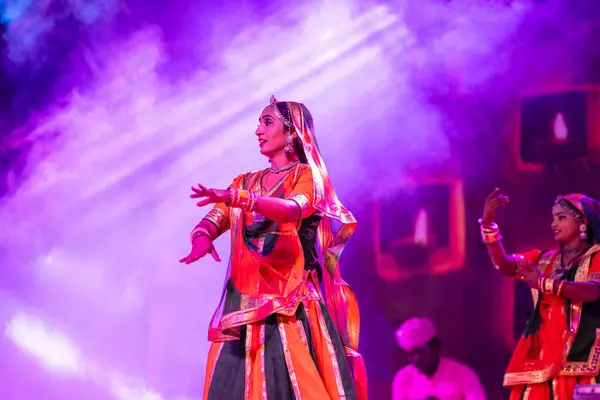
[179,235,221,264]
[190,183,229,207]
[482,188,509,225]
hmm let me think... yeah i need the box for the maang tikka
[269,95,292,128]
[270,95,294,153]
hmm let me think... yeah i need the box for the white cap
[395,317,437,351]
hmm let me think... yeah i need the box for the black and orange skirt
[203,280,358,400]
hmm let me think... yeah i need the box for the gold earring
[580,224,588,240]
[284,135,294,153]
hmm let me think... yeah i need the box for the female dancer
[481,189,600,399]
[180,96,366,399]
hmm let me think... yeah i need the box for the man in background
[393,317,486,400]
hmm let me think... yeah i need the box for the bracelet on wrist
[227,189,258,212]
[478,218,502,244]
[190,226,212,243]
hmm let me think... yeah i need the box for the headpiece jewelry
[269,95,292,128]
[555,196,584,221]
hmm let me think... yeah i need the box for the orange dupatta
[288,101,367,398]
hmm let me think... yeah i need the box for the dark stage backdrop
[343,91,600,400]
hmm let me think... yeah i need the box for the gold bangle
[227,189,242,208]
[190,226,211,243]
[246,193,258,212]
[202,208,230,235]
[482,231,502,244]
[478,219,498,230]
[238,190,251,208]
[479,219,501,244]
[557,280,566,296]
